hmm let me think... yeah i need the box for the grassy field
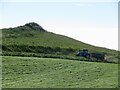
[2,56,118,88]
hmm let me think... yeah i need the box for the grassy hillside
[2,56,118,88]
[1,22,118,63]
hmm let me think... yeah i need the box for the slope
[1,22,118,63]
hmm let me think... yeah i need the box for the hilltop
[25,22,46,32]
[1,22,118,63]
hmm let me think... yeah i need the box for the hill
[2,56,118,88]
[1,22,118,63]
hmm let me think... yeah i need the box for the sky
[0,0,118,50]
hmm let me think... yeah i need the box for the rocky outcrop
[25,22,46,31]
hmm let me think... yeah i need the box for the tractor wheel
[86,54,90,59]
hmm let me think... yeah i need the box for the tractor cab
[76,49,91,58]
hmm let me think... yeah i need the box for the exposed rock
[25,22,46,31]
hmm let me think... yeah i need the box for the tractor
[76,49,91,59]
[76,49,105,60]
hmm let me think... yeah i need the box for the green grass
[1,25,117,54]
[1,23,118,63]
[2,56,118,88]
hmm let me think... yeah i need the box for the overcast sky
[0,0,118,50]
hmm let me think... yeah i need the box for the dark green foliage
[2,51,88,62]
[2,45,75,55]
